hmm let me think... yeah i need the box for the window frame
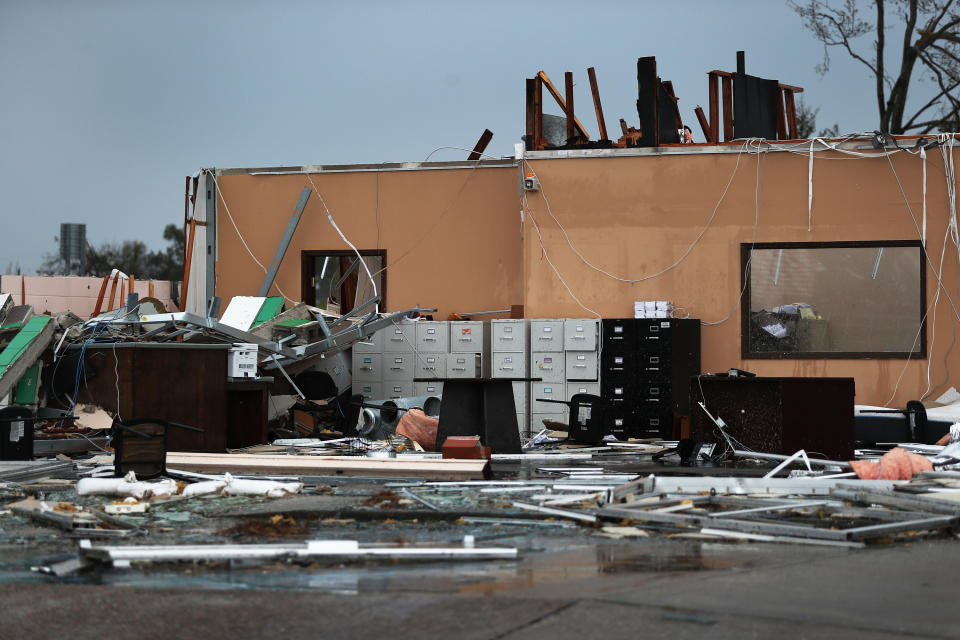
[300,249,387,312]
[740,240,927,360]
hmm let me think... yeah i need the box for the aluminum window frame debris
[78,538,517,569]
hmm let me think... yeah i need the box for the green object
[0,323,22,330]
[0,316,51,372]
[251,296,284,328]
[276,318,309,327]
[13,362,40,404]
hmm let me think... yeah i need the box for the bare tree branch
[793,0,960,134]
[905,116,959,132]
[901,69,960,130]
[876,0,887,120]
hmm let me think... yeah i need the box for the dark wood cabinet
[689,376,855,460]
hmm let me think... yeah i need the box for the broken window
[741,241,926,359]
[301,250,385,314]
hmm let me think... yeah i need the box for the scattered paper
[761,323,787,338]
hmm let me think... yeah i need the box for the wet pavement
[1,538,958,638]
[2,458,960,637]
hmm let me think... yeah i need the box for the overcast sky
[0,1,936,275]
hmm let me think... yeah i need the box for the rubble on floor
[3,292,960,589]
[0,433,958,584]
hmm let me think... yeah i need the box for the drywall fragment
[76,471,177,499]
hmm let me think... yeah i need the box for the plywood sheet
[166,451,489,480]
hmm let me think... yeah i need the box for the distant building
[59,223,86,275]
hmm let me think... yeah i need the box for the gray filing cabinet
[353,330,383,353]
[446,353,481,378]
[565,351,598,380]
[380,322,416,402]
[492,319,527,352]
[564,318,598,351]
[492,319,529,436]
[415,380,444,396]
[353,318,597,439]
[354,381,383,403]
[352,353,382,381]
[529,320,567,429]
[383,323,416,352]
[415,321,449,353]
[450,321,484,352]
[530,319,565,352]
[531,352,565,382]
[415,353,446,379]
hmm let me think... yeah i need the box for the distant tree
[791,0,960,134]
[796,98,843,137]
[37,242,68,276]
[38,223,184,280]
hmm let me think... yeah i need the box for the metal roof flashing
[213,136,924,176]
[216,158,518,177]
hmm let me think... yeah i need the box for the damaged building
[2,52,960,614]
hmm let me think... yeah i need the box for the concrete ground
[2,537,958,639]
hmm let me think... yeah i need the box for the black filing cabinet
[600,318,700,439]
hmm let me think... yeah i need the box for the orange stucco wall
[213,165,523,321]
[213,142,960,407]
[520,146,960,406]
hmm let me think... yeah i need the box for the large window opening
[741,241,926,359]
[301,250,385,314]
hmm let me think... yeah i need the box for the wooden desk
[74,343,269,452]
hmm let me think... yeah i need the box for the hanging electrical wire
[208,172,298,304]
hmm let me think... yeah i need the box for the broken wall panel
[213,166,522,323]
[517,149,949,406]
[635,57,659,148]
[734,73,780,140]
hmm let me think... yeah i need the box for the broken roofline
[216,159,517,176]
[212,134,940,176]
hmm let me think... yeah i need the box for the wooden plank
[536,71,588,139]
[180,219,197,312]
[0,316,56,401]
[708,73,719,144]
[564,71,575,141]
[587,67,608,141]
[166,451,491,480]
[533,77,543,150]
[93,275,110,317]
[107,271,119,312]
[694,106,712,143]
[711,71,803,93]
[776,88,787,140]
[525,77,535,147]
[467,129,494,160]
[721,76,733,141]
[661,81,683,129]
[785,90,799,139]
